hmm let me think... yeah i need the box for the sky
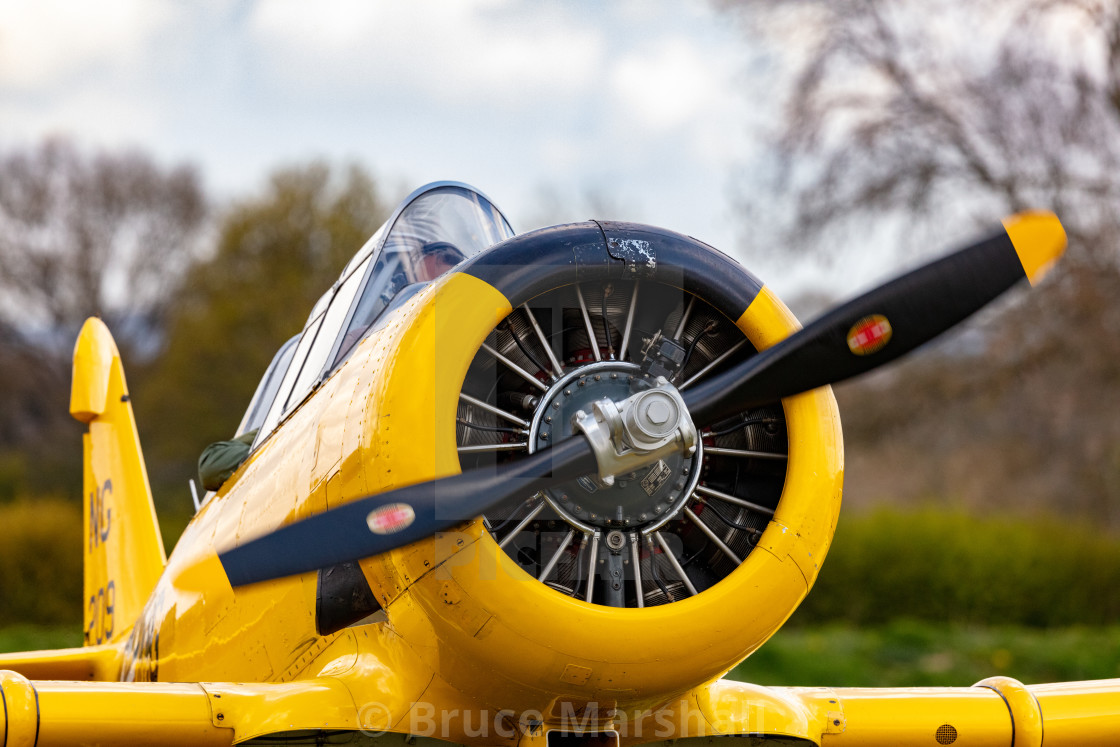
[0,0,828,294]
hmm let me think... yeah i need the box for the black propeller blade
[683,212,1065,423]
[219,433,597,588]
[215,212,1065,587]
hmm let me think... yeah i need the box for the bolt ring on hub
[526,360,703,535]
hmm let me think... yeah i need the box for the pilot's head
[417,241,465,282]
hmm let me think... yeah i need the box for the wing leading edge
[0,672,359,746]
[698,676,1120,746]
[3,670,1117,746]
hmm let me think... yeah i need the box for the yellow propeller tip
[1002,211,1067,286]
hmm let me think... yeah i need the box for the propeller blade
[218,432,596,587]
[216,211,1064,587]
[683,212,1066,423]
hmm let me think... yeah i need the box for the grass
[727,620,1120,687]
[0,624,83,654]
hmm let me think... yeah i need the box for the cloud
[605,35,751,166]
[610,39,721,131]
[0,0,176,89]
[0,0,760,261]
[247,0,604,108]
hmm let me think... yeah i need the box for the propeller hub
[527,361,702,532]
[625,388,684,445]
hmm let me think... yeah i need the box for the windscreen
[332,185,514,367]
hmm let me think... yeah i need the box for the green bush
[795,508,1120,627]
[0,499,82,627]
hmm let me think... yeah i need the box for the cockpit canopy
[235,182,514,444]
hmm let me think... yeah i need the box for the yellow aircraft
[0,182,1115,746]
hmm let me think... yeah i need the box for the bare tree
[719,0,1120,523]
[0,139,206,492]
[0,139,207,362]
[724,0,1120,270]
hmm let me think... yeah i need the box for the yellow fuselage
[124,271,844,741]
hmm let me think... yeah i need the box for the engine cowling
[359,221,843,715]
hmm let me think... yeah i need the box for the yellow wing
[2,664,1118,746]
[693,677,1120,746]
[0,670,360,746]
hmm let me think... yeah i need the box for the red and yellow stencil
[847,314,893,355]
